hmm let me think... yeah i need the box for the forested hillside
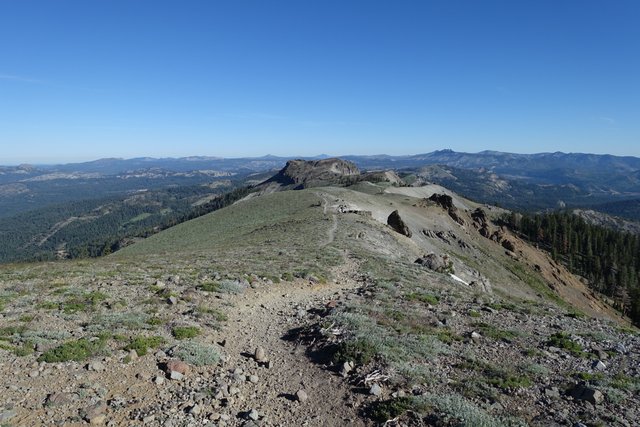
[0,185,252,263]
[505,211,640,324]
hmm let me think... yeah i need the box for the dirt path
[216,253,366,426]
[317,192,338,248]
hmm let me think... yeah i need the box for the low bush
[38,336,107,363]
[172,326,200,340]
[124,335,165,356]
[172,341,220,366]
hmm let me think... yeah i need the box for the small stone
[189,404,201,415]
[544,387,560,399]
[154,375,165,385]
[296,389,308,402]
[340,361,354,377]
[136,372,150,381]
[254,347,266,362]
[248,375,259,383]
[166,360,191,376]
[88,361,105,372]
[592,360,606,371]
[29,370,40,378]
[168,296,178,305]
[470,331,482,341]
[369,383,383,396]
[229,386,240,395]
[614,343,627,354]
[170,371,184,380]
[89,414,106,425]
[83,401,107,424]
[248,409,259,421]
[142,415,155,423]
[45,392,76,407]
[128,349,138,361]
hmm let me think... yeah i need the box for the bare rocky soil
[0,259,369,426]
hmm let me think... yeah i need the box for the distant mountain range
[1,150,640,264]
[4,149,639,184]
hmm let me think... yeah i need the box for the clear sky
[1,0,639,163]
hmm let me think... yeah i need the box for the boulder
[501,239,516,252]
[387,210,412,237]
[570,383,604,405]
[415,253,451,273]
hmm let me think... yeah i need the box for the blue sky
[1,0,639,163]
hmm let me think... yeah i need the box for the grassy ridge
[114,190,342,281]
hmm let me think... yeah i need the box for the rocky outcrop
[261,158,360,190]
[429,193,465,225]
[471,208,488,227]
[429,193,454,210]
[387,210,412,237]
[415,253,451,273]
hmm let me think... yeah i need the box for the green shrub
[38,301,59,310]
[471,322,519,341]
[436,330,463,344]
[172,341,220,366]
[196,306,227,322]
[217,280,246,294]
[38,336,107,363]
[124,335,166,356]
[547,332,585,357]
[198,281,220,292]
[609,373,640,391]
[333,338,377,365]
[172,326,200,340]
[419,394,513,427]
[574,371,604,382]
[0,325,27,340]
[370,397,415,422]
[62,291,108,314]
[146,317,164,326]
[405,292,439,305]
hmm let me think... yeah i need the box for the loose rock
[369,383,383,396]
[254,347,266,363]
[296,389,308,402]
